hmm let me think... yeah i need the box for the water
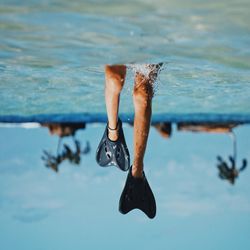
[0,123,250,249]
[1,2,250,248]
[1,0,250,116]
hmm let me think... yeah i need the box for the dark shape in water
[217,156,247,185]
[42,122,86,137]
[153,122,172,138]
[42,137,90,172]
[119,167,156,219]
[217,132,247,185]
[41,122,89,172]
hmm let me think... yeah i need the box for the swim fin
[96,118,130,171]
[119,166,156,219]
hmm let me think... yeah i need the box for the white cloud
[154,156,250,217]
[163,196,217,217]
[162,192,250,217]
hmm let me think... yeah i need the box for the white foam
[0,123,41,129]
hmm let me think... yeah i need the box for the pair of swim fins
[96,118,156,219]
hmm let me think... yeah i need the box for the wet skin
[104,64,154,178]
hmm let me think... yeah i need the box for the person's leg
[119,65,161,218]
[132,72,153,178]
[105,65,126,141]
[96,64,130,170]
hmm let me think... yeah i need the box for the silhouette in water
[41,123,90,172]
[153,122,239,138]
[217,131,247,185]
[153,122,248,184]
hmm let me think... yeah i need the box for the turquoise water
[1,0,250,115]
[1,2,250,248]
[0,124,250,249]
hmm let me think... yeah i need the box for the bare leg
[132,72,153,178]
[105,65,126,141]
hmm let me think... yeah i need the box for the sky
[0,123,250,250]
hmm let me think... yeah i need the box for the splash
[125,63,167,96]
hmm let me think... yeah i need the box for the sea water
[0,123,250,249]
[0,0,250,115]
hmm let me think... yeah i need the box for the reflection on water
[0,122,250,249]
[41,137,90,172]
[153,122,248,185]
[40,121,248,184]
[216,131,247,185]
[41,123,90,172]
[217,155,247,185]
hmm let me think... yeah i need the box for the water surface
[0,123,250,249]
[0,0,250,115]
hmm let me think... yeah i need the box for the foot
[96,118,130,171]
[119,166,156,219]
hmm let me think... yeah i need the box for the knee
[133,83,153,108]
[105,65,126,94]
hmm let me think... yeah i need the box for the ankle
[108,128,119,141]
[107,122,119,141]
[132,164,143,178]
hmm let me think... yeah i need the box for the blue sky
[0,124,250,250]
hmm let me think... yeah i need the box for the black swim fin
[96,118,130,171]
[119,167,156,219]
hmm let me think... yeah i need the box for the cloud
[1,195,64,223]
[155,156,250,217]
[13,208,49,223]
[163,196,217,217]
[162,192,250,217]
[11,198,64,223]
[0,168,65,223]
